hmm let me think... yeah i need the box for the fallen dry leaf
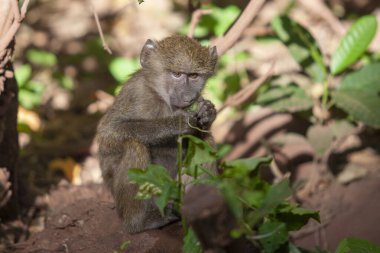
[18,106,42,131]
[49,158,82,185]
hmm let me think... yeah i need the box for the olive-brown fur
[97,35,218,233]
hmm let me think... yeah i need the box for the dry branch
[0,0,29,52]
[187,9,212,38]
[217,64,274,113]
[212,0,266,56]
[91,4,112,55]
[0,0,29,93]
[298,0,345,36]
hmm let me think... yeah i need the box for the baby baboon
[97,35,218,233]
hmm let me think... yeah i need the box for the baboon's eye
[172,72,182,78]
[188,73,199,79]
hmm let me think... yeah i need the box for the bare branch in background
[0,0,30,52]
[0,1,12,36]
[212,0,266,56]
[298,0,345,36]
[217,64,274,113]
[91,4,113,55]
[187,9,212,38]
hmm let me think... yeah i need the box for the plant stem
[177,136,183,205]
[322,75,330,114]
[177,135,188,234]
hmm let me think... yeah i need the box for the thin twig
[187,9,212,38]
[291,213,332,239]
[91,4,112,55]
[20,0,30,19]
[11,0,20,21]
[260,138,288,183]
[217,63,274,113]
[212,0,266,55]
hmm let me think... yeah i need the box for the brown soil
[2,171,378,253]
[294,175,380,251]
[9,185,183,253]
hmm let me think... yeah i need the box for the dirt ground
[295,175,380,251]
[8,184,183,253]
[3,170,379,253]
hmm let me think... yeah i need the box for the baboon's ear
[140,39,156,68]
[209,46,218,68]
[209,46,217,59]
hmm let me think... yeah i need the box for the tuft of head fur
[151,35,217,75]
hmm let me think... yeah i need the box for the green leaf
[26,49,57,67]
[289,243,303,253]
[262,179,292,210]
[330,120,355,140]
[155,186,172,216]
[128,164,174,188]
[119,240,131,250]
[306,124,334,158]
[272,16,326,82]
[338,62,380,92]
[333,62,380,128]
[15,64,32,87]
[127,164,178,215]
[241,190,265,209]
[183,228,202,253]
[259,222,288,253]
[256,85,313,113]
[335,237,380,253]
[196,5,240,37]
[213,5,240,36]
[182,135,217,177]
[53,72,74,91]
[216,144,232,159]
[331,15,378,75]
[219,181,243,219]
[18,80,45,109]
[17,122,32,134]
[277,204,320,231]
[332,89,380,128]
[109,57,139,83]
[222,156,272,179]
[223,73,242,100]
[248,179,293,226]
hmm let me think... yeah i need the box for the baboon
[97,35,218,233]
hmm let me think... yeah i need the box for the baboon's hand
[196,99,216,130]
[175,110,197,134]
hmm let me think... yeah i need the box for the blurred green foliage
[335,237,380,253]
[15,64,45,109]
[181,4,240,37]
[272,16,327,83]
[108,57,140,95]
[270,14,380,129]
[26,49,57,67]
[206,52,249,106]
[15,48,78,110]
